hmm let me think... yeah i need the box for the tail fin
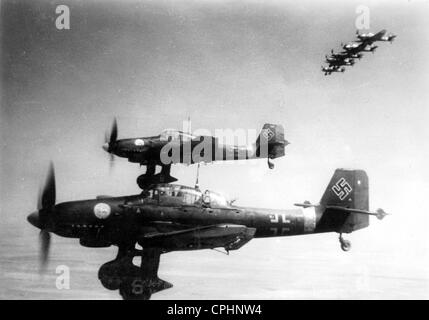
[376,29,387,38]
[318,169,369,233]
[255,124,289,159]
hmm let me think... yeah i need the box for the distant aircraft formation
[322,29,396,76]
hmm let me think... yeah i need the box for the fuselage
[37,184,344,251]
[103,125,287,166]
[108,137,261,165]
[107,137,286,166]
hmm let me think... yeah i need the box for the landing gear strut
[137,163,178,190]
[98,243,172,300]
[339,234,351,252]
[267,157,274,169]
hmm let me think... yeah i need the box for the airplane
[341,42,378,54]
[329,50,363,60]
[27,163,388,299]
[325,55,355,64]
[103,120,289,189]
[356,29,396,44]
[326,57,355,67]
[321,65,346,76]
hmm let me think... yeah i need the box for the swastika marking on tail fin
[332,178,352,200]
[262,128,275,141]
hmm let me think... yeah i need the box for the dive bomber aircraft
[103,120,288,189]
[356,29,396,45]
[27,163,387,299]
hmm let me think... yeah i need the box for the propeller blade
[37,186,43,211]
[41,162,56,209]
[110,118,118,144]
[39,230,51,272]
[109,153,115,171]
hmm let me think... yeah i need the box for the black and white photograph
[1,0,428,305]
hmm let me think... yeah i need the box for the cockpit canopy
[159,129,195,142]
[202,190,229,208]
[143,184,230,208]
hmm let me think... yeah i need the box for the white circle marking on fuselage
[94,203,111,219]
[134,139,145,146]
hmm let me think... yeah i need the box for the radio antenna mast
[187,116,192,135]
[195,163,200,190]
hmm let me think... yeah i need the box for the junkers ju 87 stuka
[27,163,387,299]
[102,119,288,189]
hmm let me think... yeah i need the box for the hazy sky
[1,0,429,298]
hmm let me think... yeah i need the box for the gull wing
[139,224,256,251]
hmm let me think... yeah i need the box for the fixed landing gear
[339,234,351,252]
[137,163,178,190]
[98,244,172,300]
[267,157,274,169]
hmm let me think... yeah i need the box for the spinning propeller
[103,118,118,168]
[27,162,56,273]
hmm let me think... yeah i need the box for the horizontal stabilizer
[325,206,389,220]
[294,201,316,208]
[294,203,389,220]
